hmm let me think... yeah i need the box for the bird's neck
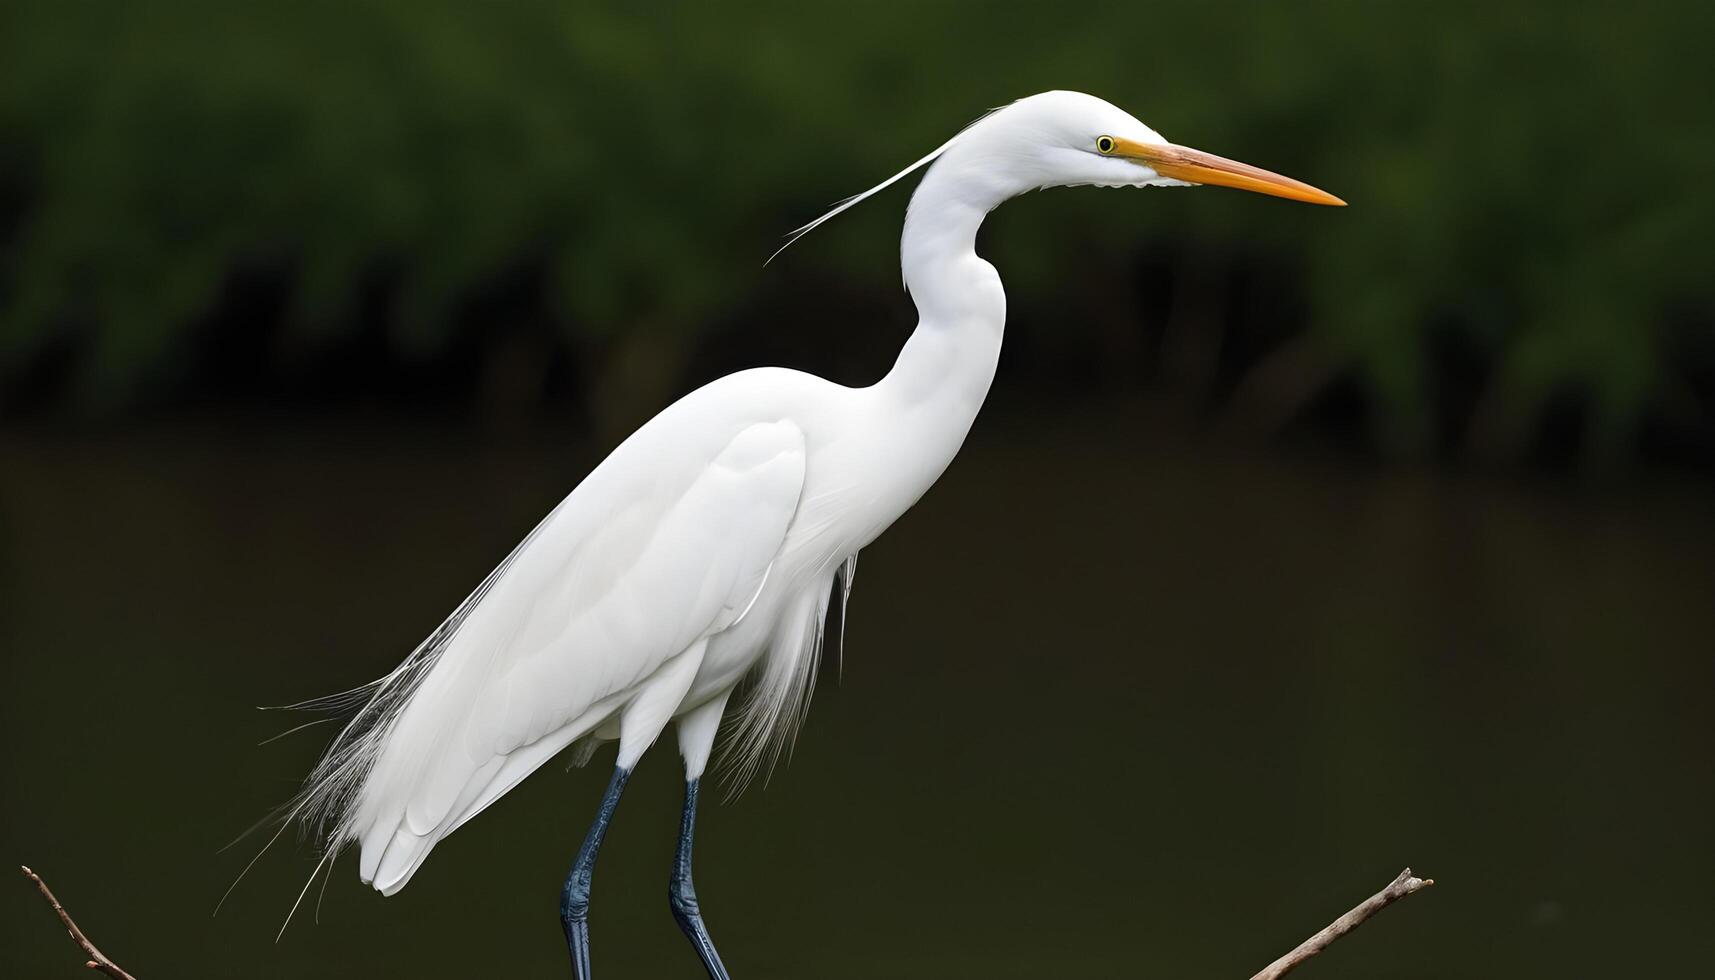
[879,160,1009,410]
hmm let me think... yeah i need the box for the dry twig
[17,859,1429,979]
[20,866,141,980]
[1249,867,1435,980]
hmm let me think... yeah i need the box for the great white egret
[279,90,1341,978]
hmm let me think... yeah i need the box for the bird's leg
[561,765,631,979]
[669,778,731,980]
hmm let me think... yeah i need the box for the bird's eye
[1096,136,1116,155]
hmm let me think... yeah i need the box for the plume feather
[765,105,1005,265]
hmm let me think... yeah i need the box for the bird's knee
[668,875,701,921]
[562,873,594,925]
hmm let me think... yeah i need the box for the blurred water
[3,419,1712,977]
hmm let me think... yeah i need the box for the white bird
[282,90,1342,978]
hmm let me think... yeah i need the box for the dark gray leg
[561,765,631,979]
[669,778,731,979]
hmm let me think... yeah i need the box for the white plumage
[283,91,1342,915]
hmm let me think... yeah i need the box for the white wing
[298,406,808,895]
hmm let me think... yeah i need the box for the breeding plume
[283,91,1342,978]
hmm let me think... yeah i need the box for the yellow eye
[1096,135,1116,155]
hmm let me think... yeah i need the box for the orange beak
[1110,137,1346,206]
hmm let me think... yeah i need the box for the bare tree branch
[18,858,1429,980]
[20,866,141,980]
[1249,867,1435,980]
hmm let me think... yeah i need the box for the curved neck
[879,155,1011,407]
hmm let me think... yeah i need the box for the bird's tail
[225,505,557,929]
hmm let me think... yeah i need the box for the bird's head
[945,90,1345,205]
[770,90,1341,263]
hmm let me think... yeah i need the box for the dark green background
[3,2,1713,977]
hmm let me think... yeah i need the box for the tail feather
[258,505,560,899]
[356,706,609,895]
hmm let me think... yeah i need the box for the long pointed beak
[1111,137,1346,206]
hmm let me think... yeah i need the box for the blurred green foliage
[2,1,1712,460]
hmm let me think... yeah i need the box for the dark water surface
[3,420,1713,977]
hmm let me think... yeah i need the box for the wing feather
[294,413,808,893]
